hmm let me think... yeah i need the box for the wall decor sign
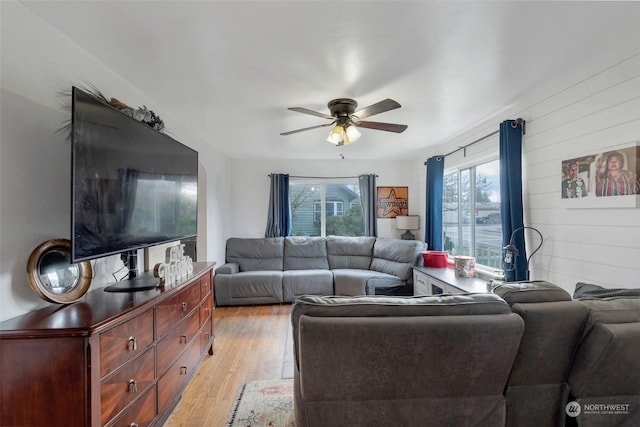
[153,244,194,287]
[376,186,409,218]
[561,143,639,208]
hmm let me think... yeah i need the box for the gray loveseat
[214,236,425,306]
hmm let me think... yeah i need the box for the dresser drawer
[200,273,212,299]
[156,309,200,376]
[100,310,154,378]
[157,338,201,411]
[200,292,213,327]
[101,347,155,425]
[106,384,156,427]
[155,284,201,339]
[200,316,213,355]
[413,270,429,296]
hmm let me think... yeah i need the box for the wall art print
[561,144,639,200]
[376,186,408,218]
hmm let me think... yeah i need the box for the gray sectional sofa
[292,293,525,426]
[292,281,640,427]
[214,236,425,306]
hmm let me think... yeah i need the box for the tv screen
[71,87,197,263]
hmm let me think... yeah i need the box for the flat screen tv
[71,87,198,267]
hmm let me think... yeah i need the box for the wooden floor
[163,304,293,427]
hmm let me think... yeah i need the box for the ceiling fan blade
[353,98,401,119]
[355,120,408,133]
[280,122,334,136]
[287,107,334,120]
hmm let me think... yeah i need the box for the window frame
[289,178,363,237]
[313,200,344,223]
[443,156,503,275]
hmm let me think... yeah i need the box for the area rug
[226,379,295,427]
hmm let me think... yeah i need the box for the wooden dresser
[0,262,215,427]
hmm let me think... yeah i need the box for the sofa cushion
[370,238,423,281]
[292,295,513,358]
[326,235,375,270]
[283,236,329,270]
[504,383,570,427]
[569,322,640,396]
[508,301,588,385]
[299,396,507,427]
[567,298,640,427]
[226,237,284,271]
[293,293,512,320]
[492,280,572,304]
[214,270,283,306]
[578,297,640,338]
[282,270,333,302]
[573,282,640,299]
[332,269,402,296]
[297,314,523,426]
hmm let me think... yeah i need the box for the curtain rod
[426,118,526,163]
[268,174,378,179]
[442,129,500,158]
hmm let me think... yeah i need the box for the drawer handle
[128,379,138,394]
[182,302,188,312]
[130,423,139,427]
[205,307,210,314]
[205,332,210,339]
[127,337,137,351]
[180,366,188,375]
[180,334,187,344]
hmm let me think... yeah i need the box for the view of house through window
[443,159,502,269]
[290,180,364,237]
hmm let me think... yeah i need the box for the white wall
[228,159,422,240]
[523,54,640,292]
[422,53,640,293]
[0,2,230,322]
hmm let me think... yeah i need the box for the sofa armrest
[215,262,239,275]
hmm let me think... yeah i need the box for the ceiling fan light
[327,125,344,145]
[345,125,361,143]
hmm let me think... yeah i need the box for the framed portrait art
[561,142,640,208]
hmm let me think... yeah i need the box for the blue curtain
[499,120,527,281]
[425,156,444,251]
[358,174,377,236]
[265,173,291,237]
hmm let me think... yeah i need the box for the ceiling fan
[280,98,408,146]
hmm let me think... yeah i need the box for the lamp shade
[395,215,419,230]
[345,125,361,142]
[326,125,344,144]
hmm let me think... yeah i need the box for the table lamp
[396,215,420,240]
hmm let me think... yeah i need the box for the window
[314,201,344,222]
[443,159,502,269]
[290,180,364,237]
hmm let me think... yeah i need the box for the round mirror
[27,239,92,304]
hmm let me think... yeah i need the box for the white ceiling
[22,1,640,160]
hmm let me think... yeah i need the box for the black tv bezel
[70,86,198,264]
